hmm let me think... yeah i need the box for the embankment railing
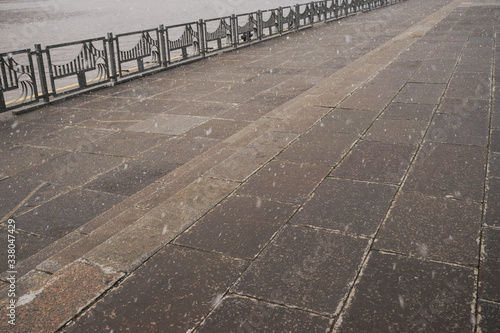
[0,0,406,114]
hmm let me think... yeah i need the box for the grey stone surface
[83,159,178,196]
[0,145,65,179]
[339,82,399,111]
[28,127,111,151]
[197,296,331,333]
[318,109,379,134]
[375,192,482,265]
[24,152,123,187]
[336,251,475,332]
[69,246,247,333]
[394,83,446,105]
[138,136,220,165]
[15,189,125,238]
[381,103,435,122]
[491,131,500,153]
[175,196,297,260]
[447,72,491,100]
[410,59,457,83]
[277,129,357,166]
[184,118,250,139]
[331,140,416,185]
[0,230,53,270]
[437,97,489,117]
[478,300,500,333]
[480,227,500,301]
[404,143,486,201]
[80,131,169,157]
[0,177,68,218]
[425,113,490,147]
[0,121,61,145]
[364,119,428,145]
[232,225,369,315]
[236,160,331,204]
[291,178,397,236]
[126,114,209,135]
[490,153,500,178]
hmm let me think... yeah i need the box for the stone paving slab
[126,114,209,135]
[174,195,297,260]
[15,188,125,239]
[235,160,331,204]
[84,177,238,273]
[426,113,490,146]
[404,142,487,201]
[23,152,124,187]
[79,131,169,157]
[394,82,447,105]
[335,251,476,332]
[196,295,332,333]
[290,178,397,236]
[277,129,358,166]
[375,191,482,265]
[0,261,123,333]
[478,300,500,333]
[380,102,436,122]
[480,227,500,301]
[82,159,179,197]
[66,246,247,333]
[364,118,428,145]
[330,140,417,185]
[231,225,369,316]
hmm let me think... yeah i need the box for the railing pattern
[46,38,110,95]
[0,0,407,114]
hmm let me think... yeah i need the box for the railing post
[278,7,284,35]
[295,4,300,30]
[34,44,49,103]
[257,11,263,40]
[158,25,168,66]
[107,33,117,81]
[198,20,206,58]
[231,14,238,48]
[309,1,315,27]
[323,1,328,22]
[0,90,5,111]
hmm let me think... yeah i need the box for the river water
[0,0,304,53]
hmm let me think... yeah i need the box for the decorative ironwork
[115,29,160,78]
[236,13,258,44]
[166,23,201,63]
[296,4,311,28]
[0,49,38,111]
[261,10,280,38]
[280,7,296,32]
[46,38,109,95]
[204,17,233,53]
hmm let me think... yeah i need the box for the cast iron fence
[0,0,406,114]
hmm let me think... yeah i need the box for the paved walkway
[1,0,499,331]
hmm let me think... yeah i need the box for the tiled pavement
[0,0,499,331]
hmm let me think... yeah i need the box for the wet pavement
[0,0,499,331]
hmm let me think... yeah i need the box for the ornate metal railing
[45,37,110,96]
[0,0,407,114]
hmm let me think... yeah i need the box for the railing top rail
[115,27,158,38]
[235,11,259,18]
[203,16,232,23]
[164,21,198,29]
[46,36,106,49]
[0,49,32,57]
